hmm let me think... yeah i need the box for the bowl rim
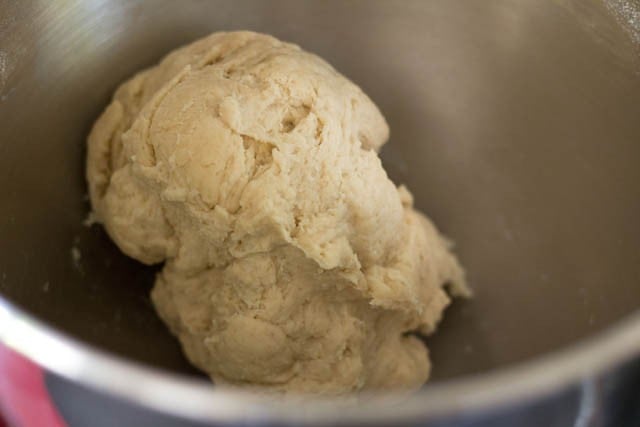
[1,294,639,423]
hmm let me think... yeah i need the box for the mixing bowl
[1,1,640,426]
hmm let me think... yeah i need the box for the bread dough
[87,31,467,394]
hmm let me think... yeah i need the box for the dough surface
[87,31,467,394]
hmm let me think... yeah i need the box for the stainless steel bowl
[1,1,640,426]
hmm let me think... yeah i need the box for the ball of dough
[87,31,467,394]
